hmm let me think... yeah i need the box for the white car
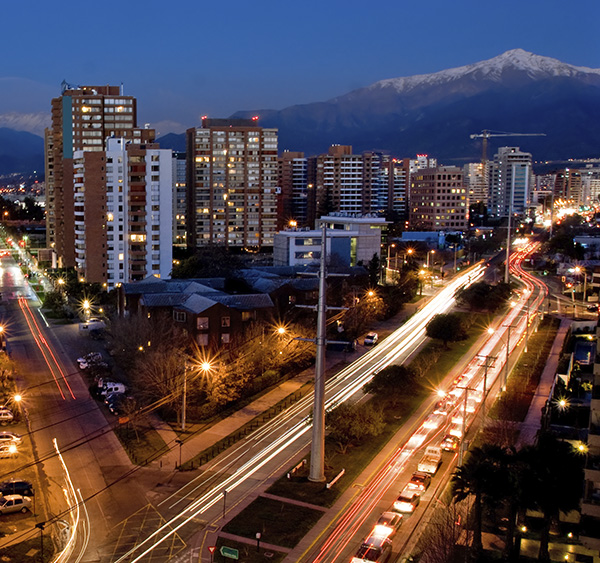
[0,432,21,445]
[364,332,379,346]
[0,408,14,426]
[0,494,31,514]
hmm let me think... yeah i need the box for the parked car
[105,393,135,416]
[0,479,33,496]
[587,304,598,312]
[0,494,31,514]
[0,408,14,426]
[364,332,379,346]
[0,432,21,445]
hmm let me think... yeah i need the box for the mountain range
[1,49,599,175]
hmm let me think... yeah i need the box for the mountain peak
[370,49,600,94]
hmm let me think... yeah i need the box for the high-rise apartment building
[172,152,187,247]
[378,157,408,217]
[409,166,468,230]
[278,151,308,228]
[186,118,278,249]
[45,83,151,268]
[463,162,488,206]
[488,147,533,217]
[72,138,173,289]
[553,169,583,205]
[312,146,381,220]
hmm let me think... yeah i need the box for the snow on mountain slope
[370,49,600,94]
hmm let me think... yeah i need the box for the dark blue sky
[2,0,599,136]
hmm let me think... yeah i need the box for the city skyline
[2,0,599,138]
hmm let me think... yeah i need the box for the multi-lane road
[0,239,550,563]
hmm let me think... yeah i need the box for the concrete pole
[504,166,515,284]
[309,223,328,482]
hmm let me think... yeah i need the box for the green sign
[220,546,239,560]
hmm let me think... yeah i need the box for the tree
[367,254,381,287]
[426,313,468,348]
[528,432,584,562]
[363,364,416,397]
[326,402,384,454]
[171,246,244,279]
[455,281,511,312]
[451,444,507,558]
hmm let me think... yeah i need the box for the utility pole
[476,354,497,421]
[310,223,328,482]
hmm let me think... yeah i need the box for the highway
[299,241,548,563]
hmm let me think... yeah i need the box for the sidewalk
[516,317,571,448]
[146,296,425,472]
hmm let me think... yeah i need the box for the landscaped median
[214,312,495,553]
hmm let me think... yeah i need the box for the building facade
[409,166,468,230]
[277,151,308,228]
[73,137,172,289]
[172,151,187,247]
[488,146,533,217]
[186,118,278,249]
[273,214,387,267]
[312,146,381,219]
[45,83,150,268]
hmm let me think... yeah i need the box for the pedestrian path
[516,317,571,447]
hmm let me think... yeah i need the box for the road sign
[220,546,239,560]
[208,546,216,554]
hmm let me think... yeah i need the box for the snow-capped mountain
[369,49,600,95]
[233,49,600,160]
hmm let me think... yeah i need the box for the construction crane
[470,129,546,169]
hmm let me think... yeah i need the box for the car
[406,471,432,492]
[440,434,460,452]
[105,393,135,416]
[0,479,33,496]
[587,304,598,312]
[77,352,102,364]
[351,529,393,563]
[0,408,14,426]
[364,332,379,346]
[423,413,446,430]
[375,511,403,535]
[448,423,463,438]
[0,494,31,515]
[0,432,21,445]
[393,489,421,513]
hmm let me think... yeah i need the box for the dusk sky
[2,0,599,137]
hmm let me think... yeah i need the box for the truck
[417,446,442,475]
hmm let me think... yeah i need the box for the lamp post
[181,362,188,432]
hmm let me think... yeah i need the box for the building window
[174,311,186,322]
[197,317,209,330]
[221,333,230,344]
[221,316,231,328]
[196,333,208,346]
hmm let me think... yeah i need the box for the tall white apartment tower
[72,137,173,289]
[488,147,533,217]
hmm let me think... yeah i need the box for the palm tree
[527,432,584,561]
[500,445,538,561]
[451,444,506,558]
